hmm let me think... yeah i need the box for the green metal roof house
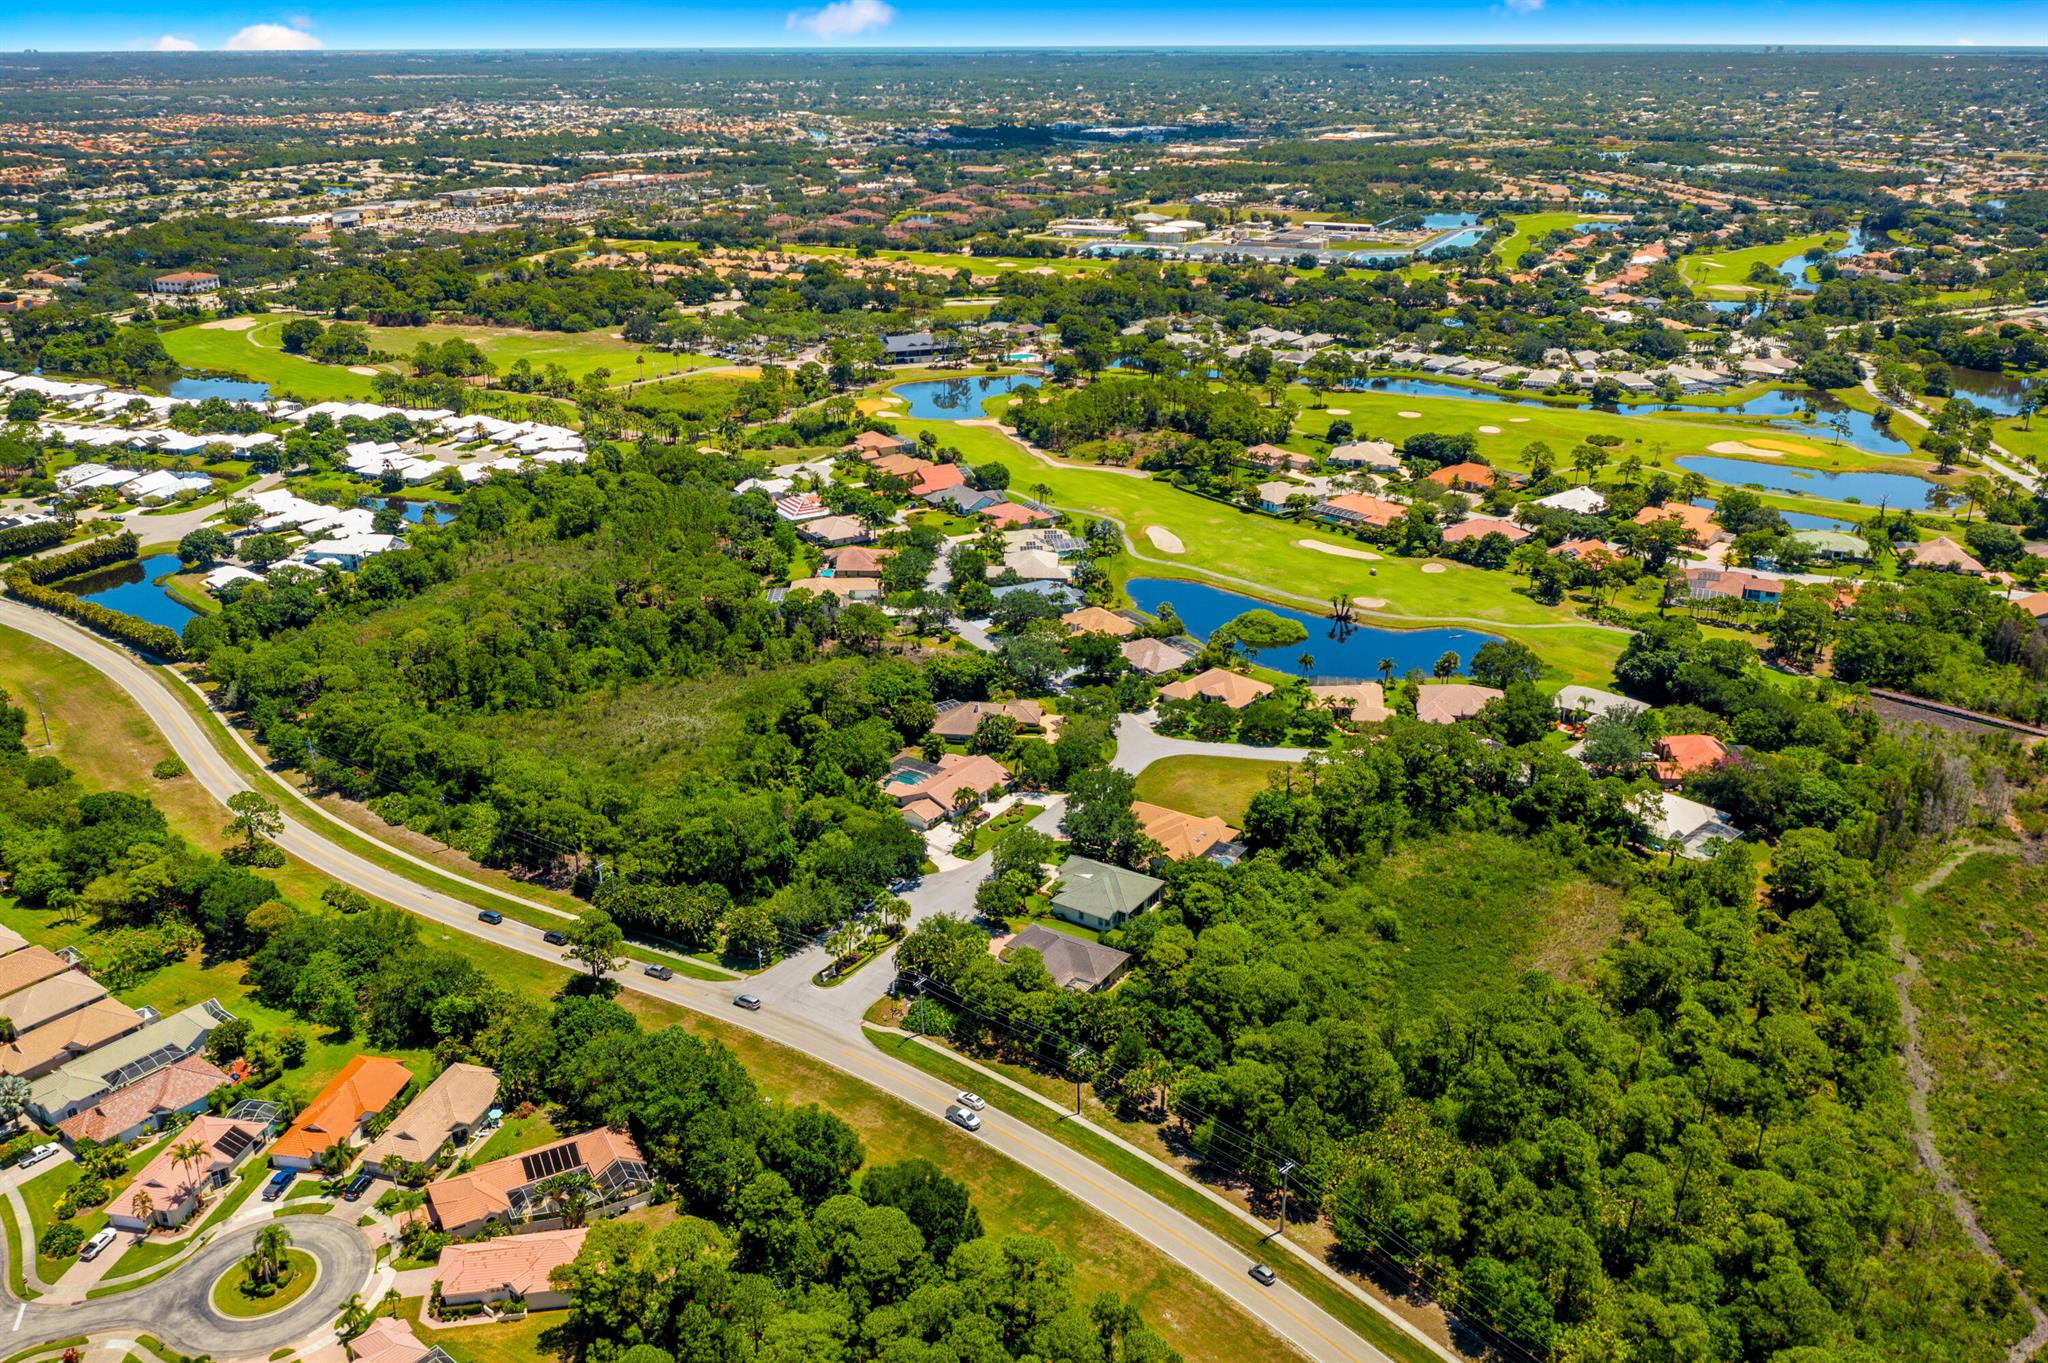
[1049,856,1165,932]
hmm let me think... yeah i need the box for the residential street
[0,601,1411,1363]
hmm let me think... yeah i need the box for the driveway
[0,1214,372,1356]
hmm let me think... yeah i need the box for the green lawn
[1901,852,2048,1293]
[400,1296,558,1363]
[209,1248,318,1317]
[467,1112,561,1167]
[1489,210,1628,269]
[358,324,710,386]
[160,321,379,401]
[1131,755,1295,825]
[1678,232,1843,295]
[776,242,1110,278]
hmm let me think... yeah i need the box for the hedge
[20,529,139,584]
[0,522,64,558]
[6,570,185,660]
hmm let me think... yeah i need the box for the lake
[61,553,199,633]
[1674,455,1937,510]
[171,377,270,402]
[1777,228,1867,293]
[1946,367,2037,418]
[1125,578,1500,683]
[1692,497,1853,533]
[893,374,1040,420]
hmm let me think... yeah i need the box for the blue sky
[8,0,2048,52]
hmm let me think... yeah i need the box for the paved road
[1112,712,1311,777]
[1860,373,2041,493]
[0,601,1400,1363]
[0,1214,371,1356]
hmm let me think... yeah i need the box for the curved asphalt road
[0,1216,371,1356]
[0,598,1426,1363]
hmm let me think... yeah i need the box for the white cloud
[148,34,200,50]
[1500,0,1544,10]
[786,0,895,39]
[224,22,324,50]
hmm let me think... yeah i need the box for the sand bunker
[1296,539,1382,562]
[347,366,379,376]
[1145,526,1185,554]
[1353,596,1389,609]
[1509,417,1531,423]
[1325,407,1350,415]
[1477,424,1502,434]
[1397,410,1423,419]
[1421,563,1447,574]
[1707,440,1786,459]
[199,315,260,331]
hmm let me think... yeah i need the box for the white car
[80,1227,117,1261]
[955,1091,985,1111]
[946,1104,982,1132]
[17,1143,60,1170]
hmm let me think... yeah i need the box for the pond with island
[1125,578,1500,683]
[892,373,1040,420]
[59,553,199,632]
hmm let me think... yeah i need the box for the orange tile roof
[0,948,71,999]
[437,1227,587,1298]
[426,1127,643,1231]
[1157,668,1275,710]
[271,1055,413,1163]
[1062,606,1136,636]
[1426,461,1496,488]
[1634,502,1718,543]
[1131,802,1239,861]
[56,1055,229,1145]
[1655,734,1730,782]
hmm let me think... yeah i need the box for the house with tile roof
[1131,802,1241,863]
[1635,501,1721,545]
[0,947,72,1001]
[930,700,1043,741]
[1119,637,1195,676]
[998,925,1132,993]
[883,752,1013,825]
[1426,461,1496,491]
[425,1127,649,1237]
[56,1054,231,1147]
[0,995,144,1080]
[1653,734,1732,787]
[437,1227,587,1309]
[108,1114,269,1230]
[360,1063,498,1178]
[1157,668,1274,710]
[1061,606,1137,637]
[1415,683,1503,725]
[271,1055,414,1170]
[1313,493,1405,529]
[349,1317,438,1363]
[1440,516,1530,545]
[1908,536,1986,575]
[28,1000,234,1125]
[1307,682,1390,724]
[0,971,114,1038]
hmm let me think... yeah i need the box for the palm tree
[172,1138,209,1206]
[244,1222,292,1289]
[129,1188,155,1228]
[1296,652,1315,676]
[1377,657,1395,685]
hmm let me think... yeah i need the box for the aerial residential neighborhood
[0,27,2045,1363]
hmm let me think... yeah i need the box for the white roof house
[122,470,214,502]
[203,565,265,593]
[300,533,401,569]
[1645,792,1743,860]
[1531,486,1609,515]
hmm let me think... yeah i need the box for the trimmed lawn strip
[0,1198,40,1299]
[1132,755,1296,825]
[865,1027,1446,1363]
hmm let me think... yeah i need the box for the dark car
[733,993,763,1011]
[478,910,504,925]
[344,1172,374,1202]
[1249,1264,1277,1286]
[542,930,567,945]
[644,964,674,981]
[261,1169,295,1202]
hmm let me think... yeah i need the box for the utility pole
[30,692,49,749]
[1069,1045,1090,1115]
[1275,1158,1297,1238]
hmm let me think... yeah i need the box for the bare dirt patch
[1144,525,1185,554]
[1295,538,1381,561]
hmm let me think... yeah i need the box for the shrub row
[20,529,139,584]
[0,521,64,558]
[5,570,185,660]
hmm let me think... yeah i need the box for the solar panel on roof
[519,1141,580,1182]
[215,1126,255,1160]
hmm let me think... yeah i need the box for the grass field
[161,321,380,401]
[1131,755,1296,824]
[1678,232,1843,295]
[1901,851,2048,1293]
[1489,210,1628,269]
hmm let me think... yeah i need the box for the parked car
[17,1142,60,1170]
[344,1172,374,1202]
[542,930,567,946]
[80,1227,118,1261]
[945,1104,982,1132]
[1249,1264,1277,1286]
[644,964,674,981]
[262,1169,295,1202]
[478,910,504,925]
[733,993,763,1011]
[955,1091,985,1111]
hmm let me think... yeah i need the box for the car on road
[945,1104,982,1132]
[478,910,504,925]
[955,1091,985,1111]
[888,877,922,894]
[542,929,567,945]
[80,1227,117,1261]
[733,993,762,1011]
[1249,1264,1277,1286]
[644,964,674,981]
[344,1172,374,1202]
[262,1169,295,1202]
[17,1142,60,1170]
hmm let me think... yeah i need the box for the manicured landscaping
[1678,231,1844,294]
[160,321,380,401]
[209,1248,318,1317]
[1489,209,1628,268]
